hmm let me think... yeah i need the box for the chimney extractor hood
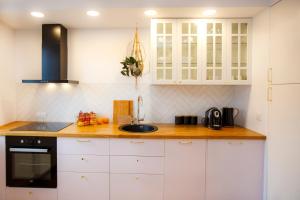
[22,24,79,84]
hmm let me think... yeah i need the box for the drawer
[110,156,164,174]
[110,139,164,156]
[6,188,57,200]
[58,172,109,200]
[58,155,109,173]
[110,173,163,200]
[58,138,109,155]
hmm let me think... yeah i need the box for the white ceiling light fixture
[30,11,44,18]
[144,10,157,17]
[86,10,100,17]
[203,9,217,16]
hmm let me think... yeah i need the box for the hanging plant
[120,56,142,77]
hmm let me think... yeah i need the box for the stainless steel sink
[119,124,158,133]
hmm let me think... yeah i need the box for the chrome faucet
[132,95,145,124]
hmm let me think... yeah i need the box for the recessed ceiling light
[144,10,157,17]
[30,11,44,18]
[86,10,100,17]
[203,9,217,16]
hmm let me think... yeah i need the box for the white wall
[15,28,235,123]
[0,21,16,125]
[233,9,269,134]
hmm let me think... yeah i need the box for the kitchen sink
[119,124,158,133]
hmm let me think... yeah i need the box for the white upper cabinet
[203,20,226,83]
[151,19,252,85]
[178,20,201,84]
[227,20,251,84]
[151,19,177,84]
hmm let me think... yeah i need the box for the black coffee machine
[204,107,222,130]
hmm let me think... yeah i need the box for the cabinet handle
[81,157,87,161]
[81,175,86,180]
[179,141,193,144]
[77,139,91,143]
[267,87,272,102]
[228,141,243,145]
[268,68,272,84]
[130,141,145,144]
[28,191,33,195]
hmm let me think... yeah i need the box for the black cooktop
[11,122,72,132]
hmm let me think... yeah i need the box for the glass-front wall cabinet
[151,19,176,83]
[178,21,200,83]
[203,21,225,82]
[230,21,250,82]
[151,19,251,85]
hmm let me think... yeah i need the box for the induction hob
[11,122,72,132]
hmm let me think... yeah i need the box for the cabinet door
[0,137,4,200]
[110,174,163,200]
[203,20,226,83]
[178,20,201,84]
[151,19,177,84]
[206,140,264,200]
[58,172,109,200]
[228,20,251,84]
[164,140,206,200]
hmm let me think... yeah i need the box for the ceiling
[0,0,279,29]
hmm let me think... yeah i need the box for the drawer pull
[130,141,145,144]
[81,157,87,161]
[81,175,86,179]
[77,139,91,143]
[228,141,243,145]
[28,191,33,195]
[179,141,193,144]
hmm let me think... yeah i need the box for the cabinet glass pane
[157,36,164,63]
[241,23,248,34]
[166,63,172,68]
[182,40,188,63]
[240,36,247,67]
[207,69,213,80]
[232,36,238,68]
[166,69,172,80]
[191,37,197,64]
[216,23,222,34]
[166,23,172,34]
[182,23,188,34]
[215,36,222,67]
[215,69,222,80]
[191,69,197,80]
[207,36,213,67]
[232,69,238,80]
[207,23,213,34]
[182,63,188,68]
[191,23,197,34]
[157,23,163,34]
[182,69,188,80]
[157,69,164,80]
[232,23,238,34]
[166,36,172,64]
[240,69,247,80]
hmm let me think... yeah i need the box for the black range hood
[22,24,79,84]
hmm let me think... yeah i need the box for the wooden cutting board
[113,100,134,124]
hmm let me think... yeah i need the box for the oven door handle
[9,148,48,153]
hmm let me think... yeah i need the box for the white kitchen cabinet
[227,19,251,84]
[202,20,226,83]
[177,20,201,84]
[110,174,163,200]
[151,19,177,84]
[0,137,4,200]
[6,188,57,200]
[58,172,109,200]
[206,140,264,200]
[164,139,206,200]
[270,0,300,84]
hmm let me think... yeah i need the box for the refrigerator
[268,0,300,199]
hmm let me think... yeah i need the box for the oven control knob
[37,140,41,144]
[20,139,24,144]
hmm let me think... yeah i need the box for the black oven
[6,136,57,188]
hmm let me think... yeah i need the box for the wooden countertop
[0,121,266,140]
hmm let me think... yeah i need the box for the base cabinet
[0,137,4,200]
[164,140,206,200]
[110,174,163,200]
[5,188,57,200]
[58,172,109,200]
[206,140,264,200]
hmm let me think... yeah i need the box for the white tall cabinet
[268,0,300,199]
